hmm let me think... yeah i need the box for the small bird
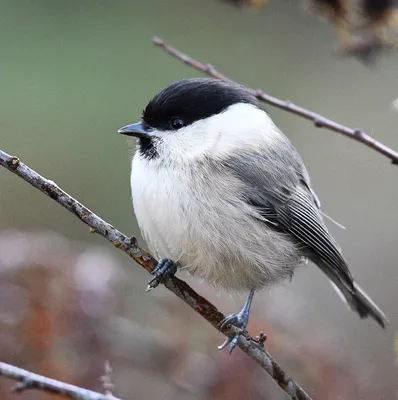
[119,78,388,352]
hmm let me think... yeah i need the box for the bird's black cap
[142,78,261,131]
[118,78,262,160]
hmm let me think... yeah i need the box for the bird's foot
[218,309,250,354]
[218,289,255,354]
[146,258,177,292]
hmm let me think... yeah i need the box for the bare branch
[152,36,398,165]
[0,362,121,400]
[0,149,312,400]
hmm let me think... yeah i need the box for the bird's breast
[130,154,301,291]
[130,155,194,262]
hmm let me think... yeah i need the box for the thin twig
[0,149,312,400]
[101,361,114,397]
[0,362,121,400]
[152,36,398,165]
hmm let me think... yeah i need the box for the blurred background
[0,0,397,399]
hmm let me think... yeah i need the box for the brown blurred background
[0,1,397,399]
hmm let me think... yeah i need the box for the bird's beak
[118,122,152,138]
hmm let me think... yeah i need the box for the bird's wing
[221,149,353,287]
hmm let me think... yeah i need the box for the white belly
[131,154,192,261]
[130,154,301,291]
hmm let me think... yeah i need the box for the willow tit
[119,78,388,352]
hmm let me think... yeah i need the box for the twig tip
[101,360,114,397]
[152,36,163,45]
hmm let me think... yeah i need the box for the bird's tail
[318,262,388,328]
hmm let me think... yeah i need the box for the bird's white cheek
[160,104,279,161]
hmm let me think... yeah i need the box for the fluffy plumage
[126,78,388,327]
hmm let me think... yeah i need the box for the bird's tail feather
[317,261,388,328]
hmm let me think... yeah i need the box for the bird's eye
[170,117,185,130]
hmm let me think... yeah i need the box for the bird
[118,77,388,352]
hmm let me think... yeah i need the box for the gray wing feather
[222,147,353,287]
[278,188,353,285]
[220,142,387,327]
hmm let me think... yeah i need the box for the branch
[152,36,398,165]
[0,151,312,400]
[0,362,121,400]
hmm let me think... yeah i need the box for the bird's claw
[217,337,231,351]
[219,313,247,331]
[217,329,245,353]
[146,258,177,292]
[218,311,249,354]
